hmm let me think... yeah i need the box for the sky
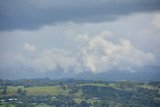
[0,0,160,78]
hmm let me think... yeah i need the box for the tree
[80,101,89,107]
[16,103,35,107]
[2,86,7,95]
[17,88,22,94]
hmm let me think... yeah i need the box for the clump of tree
[2,86,7,95]
[80,101,89,107]
[82,84,160,107]
[15,103,35,107]
[17,88,27,96]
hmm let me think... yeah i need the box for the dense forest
[0,78,160,107]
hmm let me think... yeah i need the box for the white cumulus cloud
[0,32,155,74]
[32,48,79,73]
[151,13,160,29]
[24,43,36,51]
[80,32,155,73]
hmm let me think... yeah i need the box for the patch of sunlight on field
[6,86,24,95]
[0,86,68,96]
[87,99,100,104]
[80,83,108,87]
[140,84,154,89]
[36,104,54,107]
[0,104,15,107]
[109,83,116,87]
[73,98,83,104]
[26,86,69,95]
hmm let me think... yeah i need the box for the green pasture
[0,86,69,96]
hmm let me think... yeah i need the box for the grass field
[1,83,157,96]
[36,104,55,107]
[7,86,24,95]
[26,86,69,95]
[0,104,53,107]
[0,86,69,96]
[81,83,109,87]
[0,104,15,107]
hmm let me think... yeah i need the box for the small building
[92,97,100,100]
[51,96,56,99]
[0,99,5,102]
[9,98,14,101]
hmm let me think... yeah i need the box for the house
[92,97,100,100]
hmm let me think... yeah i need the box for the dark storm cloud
[0,0,160,30]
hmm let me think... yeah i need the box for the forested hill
[0,66,160,81]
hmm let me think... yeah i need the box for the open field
[0,104,54,107]
[26,86,69,95]
[35,104,54,107]
[1,86,69,96]
[0,79,160,107]
[0,104,15,107]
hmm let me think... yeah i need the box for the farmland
[0,79,160,107]
[5,86,68,96]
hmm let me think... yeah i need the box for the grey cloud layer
[0,33,154,74]
[0,0,160,30]
[0,11,159,75]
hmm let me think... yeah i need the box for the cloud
[24,43,36,52]
[0,12,159,75]
[1,32,155,74]
[0,0,160,30]
[32,48,79,73]
[151,13,160,29]
[75,33,90,44]
[80,32,155,73]
[0,43,80,73]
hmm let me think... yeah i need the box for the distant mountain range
[0,66,160,81]
[74,66,160,82]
